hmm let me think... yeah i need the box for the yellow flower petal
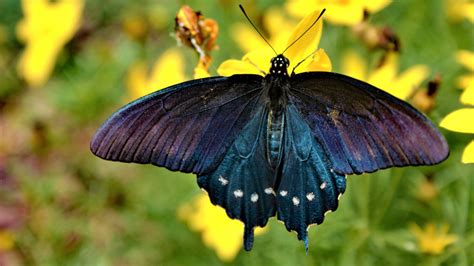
[285,9,323,67]
[126,62,149,100]
[217,59,262,76]
[302,48,332,72]
[17,41,63,88]
[126,48,186,100]
[368,53,398,92]
[243,51,275,74]
[463,3,474,23]
[366,52,429,100]
[392,65,429,100]
[446,0,474,23]
[462,140,474,163]
[194,66,211,79]
[363,0,392,13]
[456,50,474,72]
[149,48,186,89]
[263,7,294,38]
[457,74,474,90]
[285,1,318,21]
[325,4,365,25]
[285,0,366,25]
[231,23,265,54]
[461,83,474,105]
[440,108,474,133]
[342,51,367,81]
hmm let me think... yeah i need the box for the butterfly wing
[276,105,346,251]
[91,75,264,175]
[197,104,277,251]
[288,72,449,175]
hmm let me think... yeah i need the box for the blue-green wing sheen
[197,104,277,251]
[276,105,346,251]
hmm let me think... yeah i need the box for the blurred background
[0,0,473,265]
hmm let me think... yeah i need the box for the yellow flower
[0,230,15,251]
[285,0,391,25]
[342,51,429,100]
[126,48,187,100]
[16,0,84,88]
[178,193,266,262]
[445,0,474,23]
[218,8,331,76]
[409,223,458,255]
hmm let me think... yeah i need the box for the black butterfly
[90,7,449,251]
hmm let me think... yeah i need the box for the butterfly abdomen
[266,109,285,169]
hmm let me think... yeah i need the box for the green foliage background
[0,0,472,265]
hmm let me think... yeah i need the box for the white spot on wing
[218,176,228,186]
[250,193,259,202]
[264,187,275,195]
[320,182,327,190]
[306,192,315,201]
[279,190,288,197]
[292,197,300,206]
[233,189,243,198]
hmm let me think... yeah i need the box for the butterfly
[90,6,449,252]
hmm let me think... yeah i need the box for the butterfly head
[270,54,289,77]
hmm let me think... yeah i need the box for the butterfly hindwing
[276,105,346,250]
[91,75,264,175]
[197,104,277,250]
[288,72,449,175]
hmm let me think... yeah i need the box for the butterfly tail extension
[197,106,277,250]
[244,225,254,251]
[276,105,346,249]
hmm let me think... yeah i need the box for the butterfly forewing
[91,75,264,175]
[288,72,449,175]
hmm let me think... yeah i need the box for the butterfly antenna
[282,9,326,55]
[239,4,278,56]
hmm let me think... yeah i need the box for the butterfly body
[266,108,285,169]
[91,53,448,251]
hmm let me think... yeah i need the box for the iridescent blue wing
[288,72,449,175]
[90,75,263,175]
[197,104,277,251]
[276,105,346,251]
